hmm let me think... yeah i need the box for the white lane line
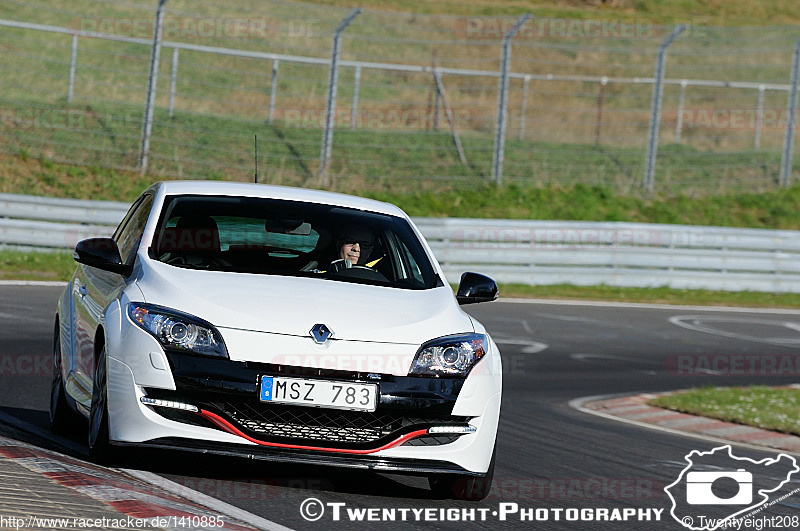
[0,411,292,531]
[535,312,601,323]
[570,352,659,365]
[569,353,662,370]
[0,281,67,286]
[499,297,800,315]
[494,339,548,353]
[669,315,800,348]
[120,469,293,531]
[568,393,800,457]
[0,311,53,324]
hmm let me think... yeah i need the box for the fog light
[427,425,477,434]
[140,397,199,413]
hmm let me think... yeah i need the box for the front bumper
[113,438,480,476]
[107,349,501,474]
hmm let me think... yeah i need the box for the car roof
[151,181,405,217]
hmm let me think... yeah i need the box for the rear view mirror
[456,272,498,305]
[73,238,131,276]
[265,219,312,235]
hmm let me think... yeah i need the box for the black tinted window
[151,195,439,290]
[115,194,153,264]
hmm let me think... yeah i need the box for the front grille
[405,435,461,446]
[227,406,390,444]
[219,400,469,446]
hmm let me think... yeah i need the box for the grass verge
[496,284,800,308]
[649,386,800,436]
[0,250,76,281]
[4,153,800,230]
[4,248,800,309]
[310,0,800,26]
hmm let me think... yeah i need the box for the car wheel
[429,447,496,501]
[88,345,113,463]
[49,324,74,433]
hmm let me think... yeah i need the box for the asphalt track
[2,284,800,530]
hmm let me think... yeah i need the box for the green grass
[0,97,795,198]
[310,0,800,26]
[0,250,76,281]
[495,284,800,308]
[2,1,798,197]
[7,249,800,308]
[6,151,800,229]
[650,386,800,436]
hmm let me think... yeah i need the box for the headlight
[408,333,487,377]
[127,303,228,358]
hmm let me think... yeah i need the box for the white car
[52,181,501,500]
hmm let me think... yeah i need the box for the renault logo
[310,323,333,344]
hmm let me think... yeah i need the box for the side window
[112,196,144,241]
[114,195,154,264]
[392,235,425,285]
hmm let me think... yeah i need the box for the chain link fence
[0,0,799,194]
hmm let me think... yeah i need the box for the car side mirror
[74,238,131,276]
[456,272,498,305]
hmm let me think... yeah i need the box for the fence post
[350,65,361,130]
[139,0,169,175]
[319,8,361,186]
[754,84,765,150]
[431,49,439,131]
[674,79,687,143]
[780,37,800,187]
[643,24,687,195]
[433,70,467,165]
[492,13,532,185]
[269,59,279,124]
[595,76,608,145]
[168,46,179,118]
[67,34,78,104]
[517,74,530,141]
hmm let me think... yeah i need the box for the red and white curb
[0,435,270,531]
[571,392,800,455]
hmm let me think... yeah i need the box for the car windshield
[149,194,440,290]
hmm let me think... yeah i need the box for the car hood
[135,261,473,345]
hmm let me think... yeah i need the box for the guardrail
[2,194,800,293]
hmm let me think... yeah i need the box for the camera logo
[665,445,799,531]
[686,469,752,505]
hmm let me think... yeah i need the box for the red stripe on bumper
[197,409,428,454]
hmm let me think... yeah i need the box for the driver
[335,225,374,266]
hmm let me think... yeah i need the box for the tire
[429,447,496,501]
[49,324,75,434]
[88,345,113,463]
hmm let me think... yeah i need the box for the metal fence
[1,0,800,194]
[2,193,800,293]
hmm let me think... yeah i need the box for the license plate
[259,376,378,412]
